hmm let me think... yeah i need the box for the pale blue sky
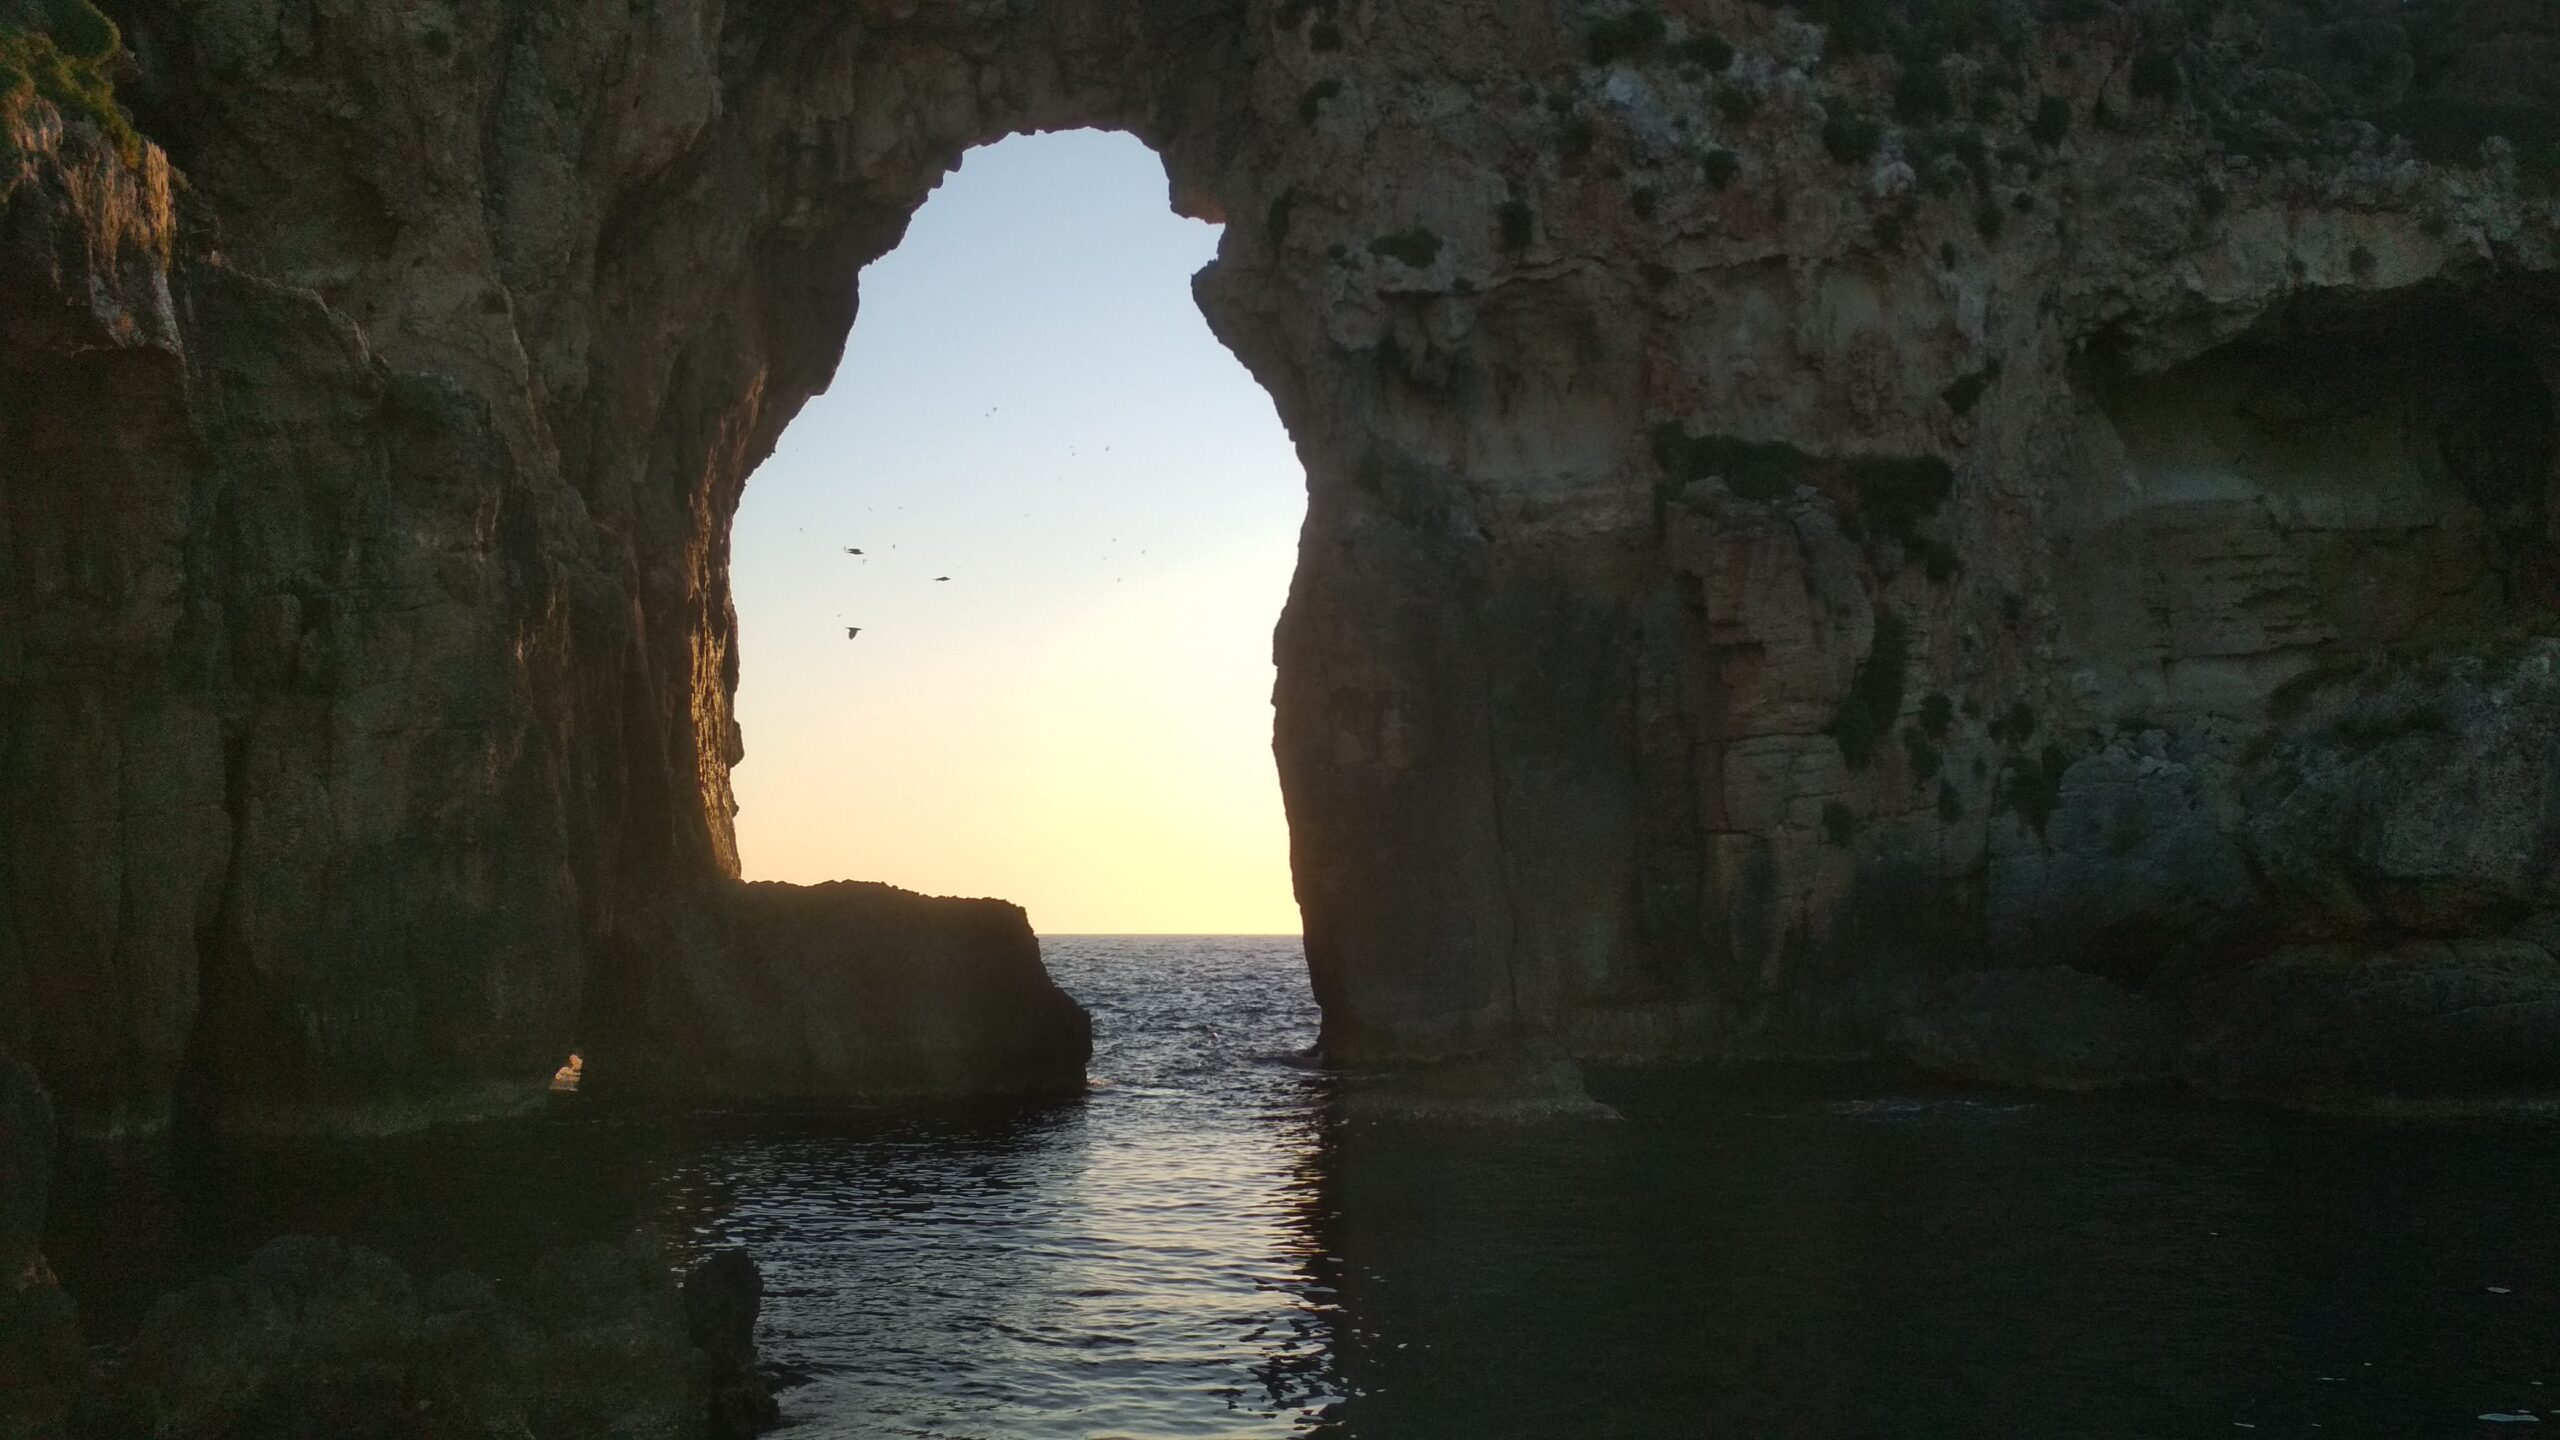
[728,130,1306,933]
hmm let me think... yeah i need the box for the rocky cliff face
[4,0,2558,1140]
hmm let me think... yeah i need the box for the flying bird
[845,547,865,556]
[934,576,951,582]
[845,626,863,639]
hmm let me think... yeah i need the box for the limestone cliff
[4,0,2558,1140]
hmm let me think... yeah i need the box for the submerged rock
[77,1234,778,1440]
[1,1059,83,1440]
[0,1058,53,1286]
[1333,1044,1623,1124]
[1891,969,2180,1092]
[684,1251,780,1440]
[586,880,1092,1106]
[96,1236,422,1438]
[2185,941,2560,1104]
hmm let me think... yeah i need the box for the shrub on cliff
[1651,425,1809,501]
[0,0,139,165]
[2128,52,2182,103]
[1894,58,1953,123]
[1831,610,1910,770]
[1368,227,1443,268]
[1844,455,1953,541]
[34,0,112,60]
[1586,9,1667,65]
[1751,0,2027,64]
[2001,742,2073,833]
[1682,32,1735,72]
[2380,97,2560,196]
[1822,110,1882,164]
[1297,77,1340,124]
[2029,95,2072,147]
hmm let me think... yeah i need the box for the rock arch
[6,0,2560,1142]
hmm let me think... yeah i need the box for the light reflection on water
[45,937,2560,1438]
[670,937,1342,1437]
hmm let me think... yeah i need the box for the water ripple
[682,937,1341,1439]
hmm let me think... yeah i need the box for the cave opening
[723,129,1307,939]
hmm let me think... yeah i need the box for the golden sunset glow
[727,132,1303,934]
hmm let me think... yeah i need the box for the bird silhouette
[845,626,863,639]
[845,547,864,556]
[934,576,951,582]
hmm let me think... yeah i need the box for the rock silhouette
[63,1234,778,1439]
[584,880,1091,1105]
[1,1,2557,1140]
[0,1059,83,1440]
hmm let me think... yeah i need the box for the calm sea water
[48,936,2560,1438]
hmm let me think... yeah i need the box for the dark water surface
[48,937,2560,1438]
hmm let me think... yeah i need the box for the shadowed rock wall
[582,881,1091,1105]
[4,0,2559,1140]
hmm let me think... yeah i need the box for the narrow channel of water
[49,937,2560,1437]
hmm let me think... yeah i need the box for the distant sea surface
[49,937,2560,1437]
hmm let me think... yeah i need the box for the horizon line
[1037,931,1303,938]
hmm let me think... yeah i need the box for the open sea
[47,936,2560,1438]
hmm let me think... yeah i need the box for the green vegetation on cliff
[1585,9,1667,65]
[1831,610,1909,770]
[1652,426,1807,501]
[1368,227,1443,268]
[0,0,139,165]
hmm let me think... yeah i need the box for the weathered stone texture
[3,0,2559,1128]
[584,881,1092,1105]
[1892,966,2181,1091]
[68,1234,775,1438]
[0,1059,82,1440]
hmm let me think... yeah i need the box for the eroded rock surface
[0,1058,83,1440]
[2186,941,2560,1102]
[584,880,1092,1105]
[3,0,2559,1131]
[68,1234,777,1440]
[1892,967,2180,1090]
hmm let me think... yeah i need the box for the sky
[727,130,1307,936]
